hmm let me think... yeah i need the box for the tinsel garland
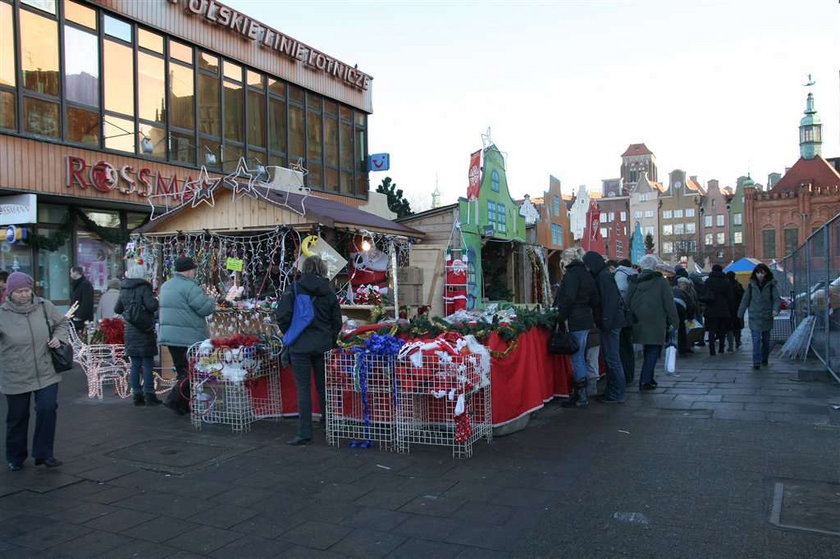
[98,318,125,345]
[339,307,558,351]
[350,334,405,446]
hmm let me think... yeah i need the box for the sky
[227,0,840,211]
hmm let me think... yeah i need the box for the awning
[724,257,761,273]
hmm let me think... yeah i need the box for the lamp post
[726,199,733,264]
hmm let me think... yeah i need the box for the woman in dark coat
[737,263,781,369]
[276,255,342,445]
[554,248,599,408]
[115,265,160,406]
[726,271,745,351]
[703,265,735,356]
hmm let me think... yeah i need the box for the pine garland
[30,208,132,251]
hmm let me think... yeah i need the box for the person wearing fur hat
[0,272,69,471]
[627,255,679,391]
[158,257,216,415]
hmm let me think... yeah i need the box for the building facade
[628,172,663,254]
[620,143,657,192]
[699,178,733,265]
[596,180,629,261]
[744,88,840,261]
[658,169,702,262]
[0,0,372,306]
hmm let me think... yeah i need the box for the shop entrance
[481,240,515,303]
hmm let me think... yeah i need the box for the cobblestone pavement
[1,338,838,558]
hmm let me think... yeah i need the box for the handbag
[41,304,74,373]
[548,319,580,355]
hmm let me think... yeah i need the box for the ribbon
[349,334,405,447]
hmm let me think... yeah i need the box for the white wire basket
[394,350,492,458]
[325,349,397,451]
[188,340,283,433]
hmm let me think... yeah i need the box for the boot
[133,393,145,406]
[718,342,725,354]
[562,380,589,408]
[144,393,162,406]
[709,345,716,356]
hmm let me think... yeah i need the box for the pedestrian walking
[115,265,161,407]
[554,248,599,408]
[582,251,626,403]
[737,263,781,369]
[0,272,68,471]
[627,255,678,391]
[97,278,122,321]
[276,255,342,446]
[673,277,697,356]
[69,266,94,335]
[158,257,216,416]
[614,259,638,383]
[726,271,745,351]
[702,265,736,356]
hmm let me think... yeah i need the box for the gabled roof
[621,143,653,157]
[685,177,706,195]
[770,156,840,193]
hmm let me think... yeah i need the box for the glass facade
[0,0,370,197]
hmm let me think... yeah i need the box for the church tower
[799,77,822,160]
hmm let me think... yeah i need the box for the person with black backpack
[115,265,161,406]
[275,255,342,446]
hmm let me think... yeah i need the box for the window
[686,222,696,234]
[663,210,672,219]
[674,209,683,218]
[716,214,725,227]
[644,226,654,237]
[0,3,15,88]
[783,228,799,255]
[103,14,131,42]
[639,193,649,202]
[487,200,496,225]
[553,196,561,216]
[497,205,507,233]
[289,103,305,161]
[169,62,194,130]
[704,215,713,228]
[663,224,673,235]
[716,232,725,245]
[734,231,743,244]
[608,212,615,221]
[644,210,653,218]
[63,23,99,146]
[634,211,642,219]
[223,80,244,144]
[491,170,500,192]
[23,0,56,15]
[674,223,684,235]
[762,230,775,258]
[551,224,563,246]
[20,9,60,137]
[733,213,742,226]
[269,96,287,156]
[600,213,608,223]
[620,211,626,221]
[138,52,165,124]
[663,242,673,254]
[600,228,608,239]
[685,208,695,218]
[705,233,713,246]
[711,199,717,208]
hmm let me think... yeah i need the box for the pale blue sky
[228,0,839,210]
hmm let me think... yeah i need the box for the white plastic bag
[665,345,677,374]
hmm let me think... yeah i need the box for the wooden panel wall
[94,0,372,112]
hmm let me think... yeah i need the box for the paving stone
[766,413,829,425]
[392,515,460,540]
[75,464,139,483]
[451,501,513,525]
[114,491,216,519]
[339,507,410,531]
[82,486,142,504]
[329,528,406,558]
[296,500,362,524]
[211,535,292,558]
[745,403,812,413]
[354,489,417,510]
[45,501,120,524]
[42,529,132,557]
[673,394,723,403]
[166,524,244,554]
[712,410,768,422]
[186,503,258,529]
[387,538,466,558]
[275,545,347,558]
[6,521,91,551]
[84,507,157,533]
[210,486,274,507]
[721,395,773,403]
[691,402,745,411]
[100,538,180,558]
[399,494,467,516]
[0,513,58,540]
[121,515,201,543]
[455,547,512,558]
[312,482,374,502]
[229,509,303,538]
[280,520,352,550]
[487,487,559,508]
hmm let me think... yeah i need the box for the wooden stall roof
[138,185,425,238]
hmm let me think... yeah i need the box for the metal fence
[783,215,840,382]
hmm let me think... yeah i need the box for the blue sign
[368,153,390,172]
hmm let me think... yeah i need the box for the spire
[432,174,441,209]
[799,75,822,159]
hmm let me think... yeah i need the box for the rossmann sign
[65,156,192,201]
[170,0,373,91]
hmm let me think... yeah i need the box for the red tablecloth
[484,327,572,426]
[277,327,572,426]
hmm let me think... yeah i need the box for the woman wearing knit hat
[0,272,69,471]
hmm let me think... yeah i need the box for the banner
[466,151,481,200]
